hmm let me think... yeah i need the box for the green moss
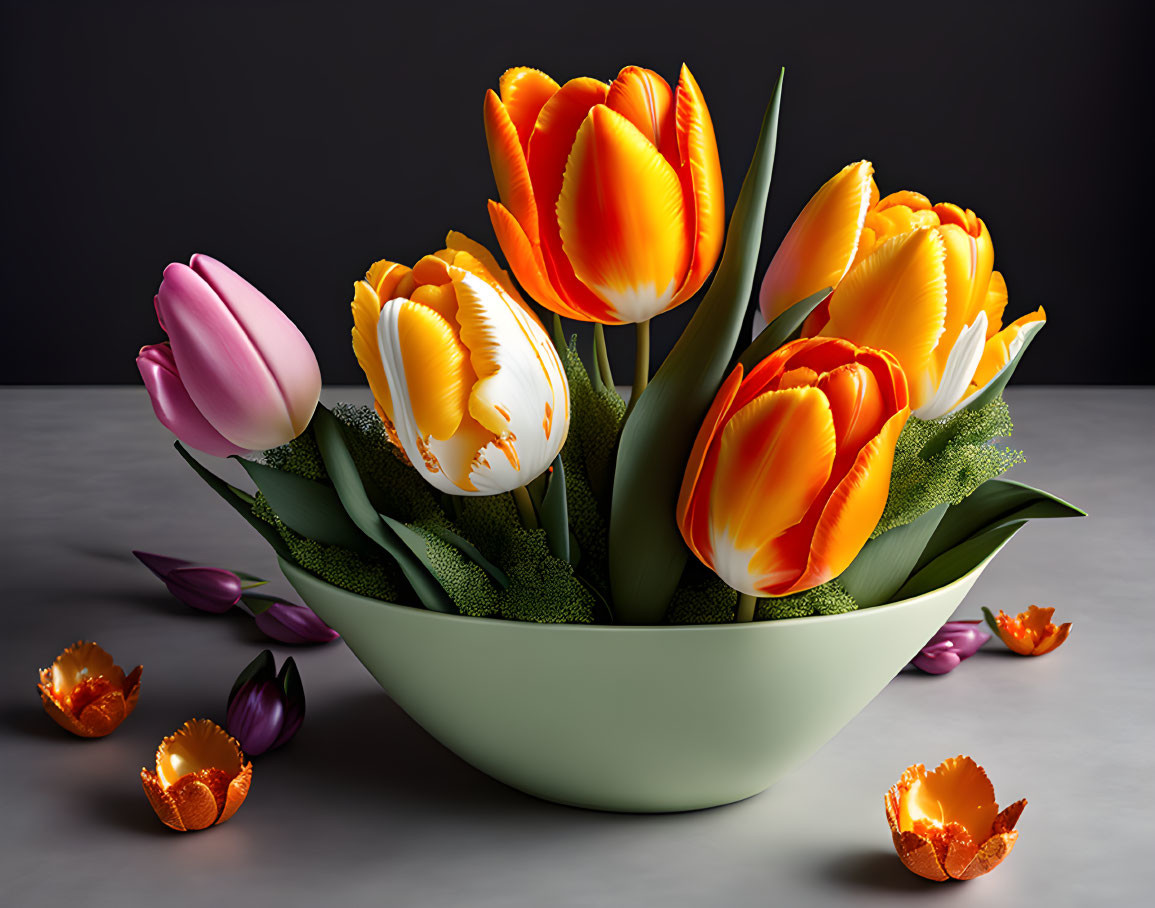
[755,581,857,620]
[666,571,738,624]
[408,518,501,618]
[873,398,1023,538]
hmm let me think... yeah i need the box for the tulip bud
[241,594,339,645]
[133,551,259,613]
[39,641,142,738]
[138,254,322,454]
[910,620,991,674]
[226,651,305,755]
[351,235,569,495]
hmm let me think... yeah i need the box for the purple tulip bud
[134,551,245,613]
[243,594,339,645]
[910,620,992,675]
[226,650,305,755]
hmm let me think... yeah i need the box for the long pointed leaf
[737,287,830,370]
[540,455,570,562]
[895,519,1026,600]
[425,524,510,588]
[839,503,947,608]
[175,442,295,563]
[914,478,1083,572]
[312,407,456,614]
[234,457,376,554]
[609,69,785,625]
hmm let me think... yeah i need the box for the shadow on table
[818,848,941,893]
[0,703,70,740]
[87,786,173,837]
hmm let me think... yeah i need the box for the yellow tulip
[677,337,910,598]
[484,64,724,324]
[759,162,1045,418]
[350,233,569,495]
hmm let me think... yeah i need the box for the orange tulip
[677,337,909,598]
[484,64,724,324]
[758,162,1045,418]
[141,720,252,832]
[351,232,569,495]
[38,641,141,738]
[886,756,1026,881]
[984,605,1072,656]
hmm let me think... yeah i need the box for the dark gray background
[1,0,1149,385]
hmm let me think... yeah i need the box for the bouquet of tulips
[138,65,1081,627]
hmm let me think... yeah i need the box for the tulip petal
[982,270,1008,338]
[526,77,617,321]
[188,254,321,438]
[392,300,473,441]
[444,230,526,305]
[892,829,950,881]
[710,387,837,595]
[670,64,725,306]
[935,220,994,370]
[787,405,908,594]
[913,311,988,420]
[216,762,252,826]
[759,161,874,322]
[137,344,250,457]
[484,89,540,244]
[141,770,187,832]
[498,67,560,150]
[39,686,90,736]
[76,690,128,737]
[167,772,227,831]
[557,105,690,322]
[605,66,678,160]
[821,228,948,413]
[488,200,588,320]
[156,719,243,788]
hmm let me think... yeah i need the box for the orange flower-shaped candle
[886,756,1026,881]
[38,640,142,737]
[141,719,252,831]
[983,605,1072,656]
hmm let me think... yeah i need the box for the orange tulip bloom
[141,720,252,832]
[677,337,909,597]
[759,162,1045,419]
[38,641,141,738]
[984,605,1072,656]
[351,232,569,495]
[886,756,1026,881]
[484,64,724,324]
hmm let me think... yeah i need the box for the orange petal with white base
[886,756,1025,881]
[758,161,874,323]
[558,104,691,322]
[38,640,142,738]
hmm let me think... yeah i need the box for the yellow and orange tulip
[484,64,724,324]
[38,641,142,738]
[351,233,569,495]
[677,337,910,597]
[986,605,1072,656]
[886,756,1026,881]
[141,720,252,832]
[759,162,1045,419]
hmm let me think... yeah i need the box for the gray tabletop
[2,386,1151,906]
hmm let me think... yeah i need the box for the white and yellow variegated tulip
[351,233,569,495]
[759,162,1045,419]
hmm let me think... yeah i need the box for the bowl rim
[279,539,1006,635]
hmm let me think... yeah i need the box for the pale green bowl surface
[282,556,993,813]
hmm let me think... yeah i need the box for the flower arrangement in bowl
[138,65,1082,812]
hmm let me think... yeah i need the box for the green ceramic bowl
[281,554,995,813]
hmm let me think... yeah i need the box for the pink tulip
[137,254,321,454]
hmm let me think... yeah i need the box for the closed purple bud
[134,551,243,613]
[249,597,339,645]
[910,619,993,675]
[226,678,285,756]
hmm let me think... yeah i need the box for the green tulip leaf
[915,477,1085,572]
[233,457,376,555]
[594,323,616,390]
[239,592,277,616]
[838,503,948,608]
[609,69,785,625]
[981,605,1001,637]
[737,287,831,371]
[958,319,1046,412]
[229,649,275,704]
[312,406,457,614]
[175,442,295,563]
[277,656,305,707]
[895,519,1027,601]
[540,455,570,562]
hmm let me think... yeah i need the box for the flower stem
[512,485,539,530]
[736,593,757,623]
[594,322,614,388]
[626,319,650,416]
